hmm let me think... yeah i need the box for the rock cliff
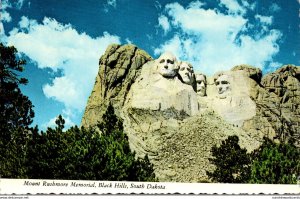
[243,65,300,146]
[82,44,300,182]
[81,44,152,127]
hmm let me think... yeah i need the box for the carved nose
[164,65,168,69]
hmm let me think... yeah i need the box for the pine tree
[0,43,34,135]
[0,43,34,178]
[207,135,300,184]
[249,137,300,184]
[26,105,156,181]
[206,135,251,183]
[26,115,67,179]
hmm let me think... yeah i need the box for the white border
[0,179,299,194]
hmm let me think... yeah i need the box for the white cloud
[154,35,183,57]
[0,23,5,37]
[165,2,247,38]
[146,34,153,40]
[188,1,205,9]
[255,15,273,25]
[1,0,25,11]
[1,0,11,9]
[125,38,132,44]
[107,0,116,7]
[265,61,282,73]
[154,1,162,10]
[7,16,120,125]
[1,11,12,22]
[104,0,117,12]
[219,0,246,15]
[43,76,83,110]
[241,1,256,11]
[269,62,281,68]
[270,3,281,12]
[158,15,170,34]
[0,0,12,36]
[16,0,25,9]
[155,2,282,75]
[18,16,37,29]
[0,0,26,37]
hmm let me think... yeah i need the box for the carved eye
[221,81,229,85]
[160,59,165,64]
[180,67,185,71]
[215,81,220,86]
[167,59,174,64]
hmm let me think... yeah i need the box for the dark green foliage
[128,155,156,181]
[0,43,156,181]
[0,43,34,178]
[0,44,155,181]
[207,135,300,184]
[0,43,34,135]
[26,117,67,179]
[206,135,251,183]
[98,103,122,135]
[0,127,32,178]
[249,137,300,184]
[26,105,156,181]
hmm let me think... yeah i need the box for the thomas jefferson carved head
[156,52,179,78]
[178,61,194,85]
[195,73,206,96]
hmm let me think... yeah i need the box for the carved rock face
[179,62,193,85]
[81,43,300,182]
[215,74,231,99]
[157,52,178,78]
[196,74,206,96]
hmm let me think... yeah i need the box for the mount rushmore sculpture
[81,44,300,182]
[125,50,257,128]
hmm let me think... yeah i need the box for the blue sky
[1,0,299,129]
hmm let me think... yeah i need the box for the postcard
[0,0,299,195]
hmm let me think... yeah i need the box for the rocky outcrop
[243,65,300,145]
[231,64,262,83]
[82,44,300,182]
[123,108,260,182]
[81,44,152,127]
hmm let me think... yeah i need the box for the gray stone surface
[82,44,300,182]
